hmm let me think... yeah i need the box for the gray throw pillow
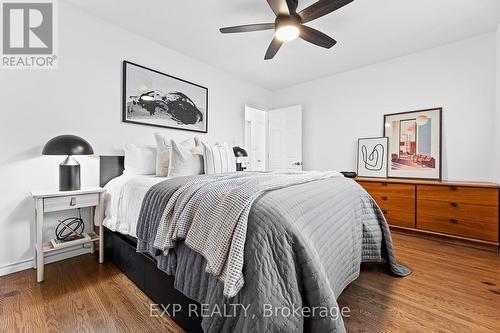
[154,133,195,177]
[168,139,204,177]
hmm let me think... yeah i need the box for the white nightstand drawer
[44,193,99,212]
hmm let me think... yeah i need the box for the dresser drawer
[372,193,415,214]
[358,182,415,198]
[44,194,99,212]
[379,209,415,228]
[417,200,498,241]
[417,185,498,207]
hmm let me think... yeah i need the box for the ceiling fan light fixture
[275,25,300,42]
[219,0,355,59]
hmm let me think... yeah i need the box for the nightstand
[31,187,106,282]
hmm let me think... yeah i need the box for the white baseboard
[0,259,33,277]
[0,245,93,277]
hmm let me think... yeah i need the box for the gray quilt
[136,174,411,333]
[153,171,342,298]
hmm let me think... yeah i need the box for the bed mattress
[102,174,166,237]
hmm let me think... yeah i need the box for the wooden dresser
[356,177,499,251]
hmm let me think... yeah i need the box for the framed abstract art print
[383,108,442,180]
[357,137,388,178]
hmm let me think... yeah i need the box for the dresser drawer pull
[449,219,458,224]
[382,183,388,187]
[70,197,77,206]
[382,209,388,215]
[450,186,458,191]
[450,202,459,208]
[381,196,388,201]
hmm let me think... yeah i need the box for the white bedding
[102,174,166,237]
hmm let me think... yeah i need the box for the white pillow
[123,144,157,175]
[203,142,236,174]
[168,139,204,177]
[154,133,196,177]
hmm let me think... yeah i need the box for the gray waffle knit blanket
[136,173,411,333]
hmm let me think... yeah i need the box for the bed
[99,156,410,333]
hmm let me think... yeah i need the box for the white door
[245,106,267,171]
[268,105,302,171]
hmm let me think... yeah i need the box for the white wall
[273,33,497,182]
[0,2,272,274]
[496,25,500,182]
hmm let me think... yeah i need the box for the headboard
[100,156,124,187]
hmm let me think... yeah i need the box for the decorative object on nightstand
[31,187,105,282]
[233,146,248,171]
[42,135,94,191]
[51,208,89,248]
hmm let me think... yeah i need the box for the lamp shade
[233,146,248,157]
[42,135,94,156]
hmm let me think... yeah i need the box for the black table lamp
[42,135,94,191]
[233,146,248,171]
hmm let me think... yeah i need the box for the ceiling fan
[220,0,354,60]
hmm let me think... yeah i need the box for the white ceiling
[66,0,500,90]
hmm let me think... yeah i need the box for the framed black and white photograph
[122,61,208,133]
[357,137,389,178]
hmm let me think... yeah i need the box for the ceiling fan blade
[285,0,299,13]
[264,38,284,60]
[299,0,354,23]
[220,23,275,34]
[299,25,337,48]
[266,0,291,16]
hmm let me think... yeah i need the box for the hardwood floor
[338,232,500,332]
[0,254,182,333]
[0,233,499,332]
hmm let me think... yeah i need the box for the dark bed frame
[100,156,203,333]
